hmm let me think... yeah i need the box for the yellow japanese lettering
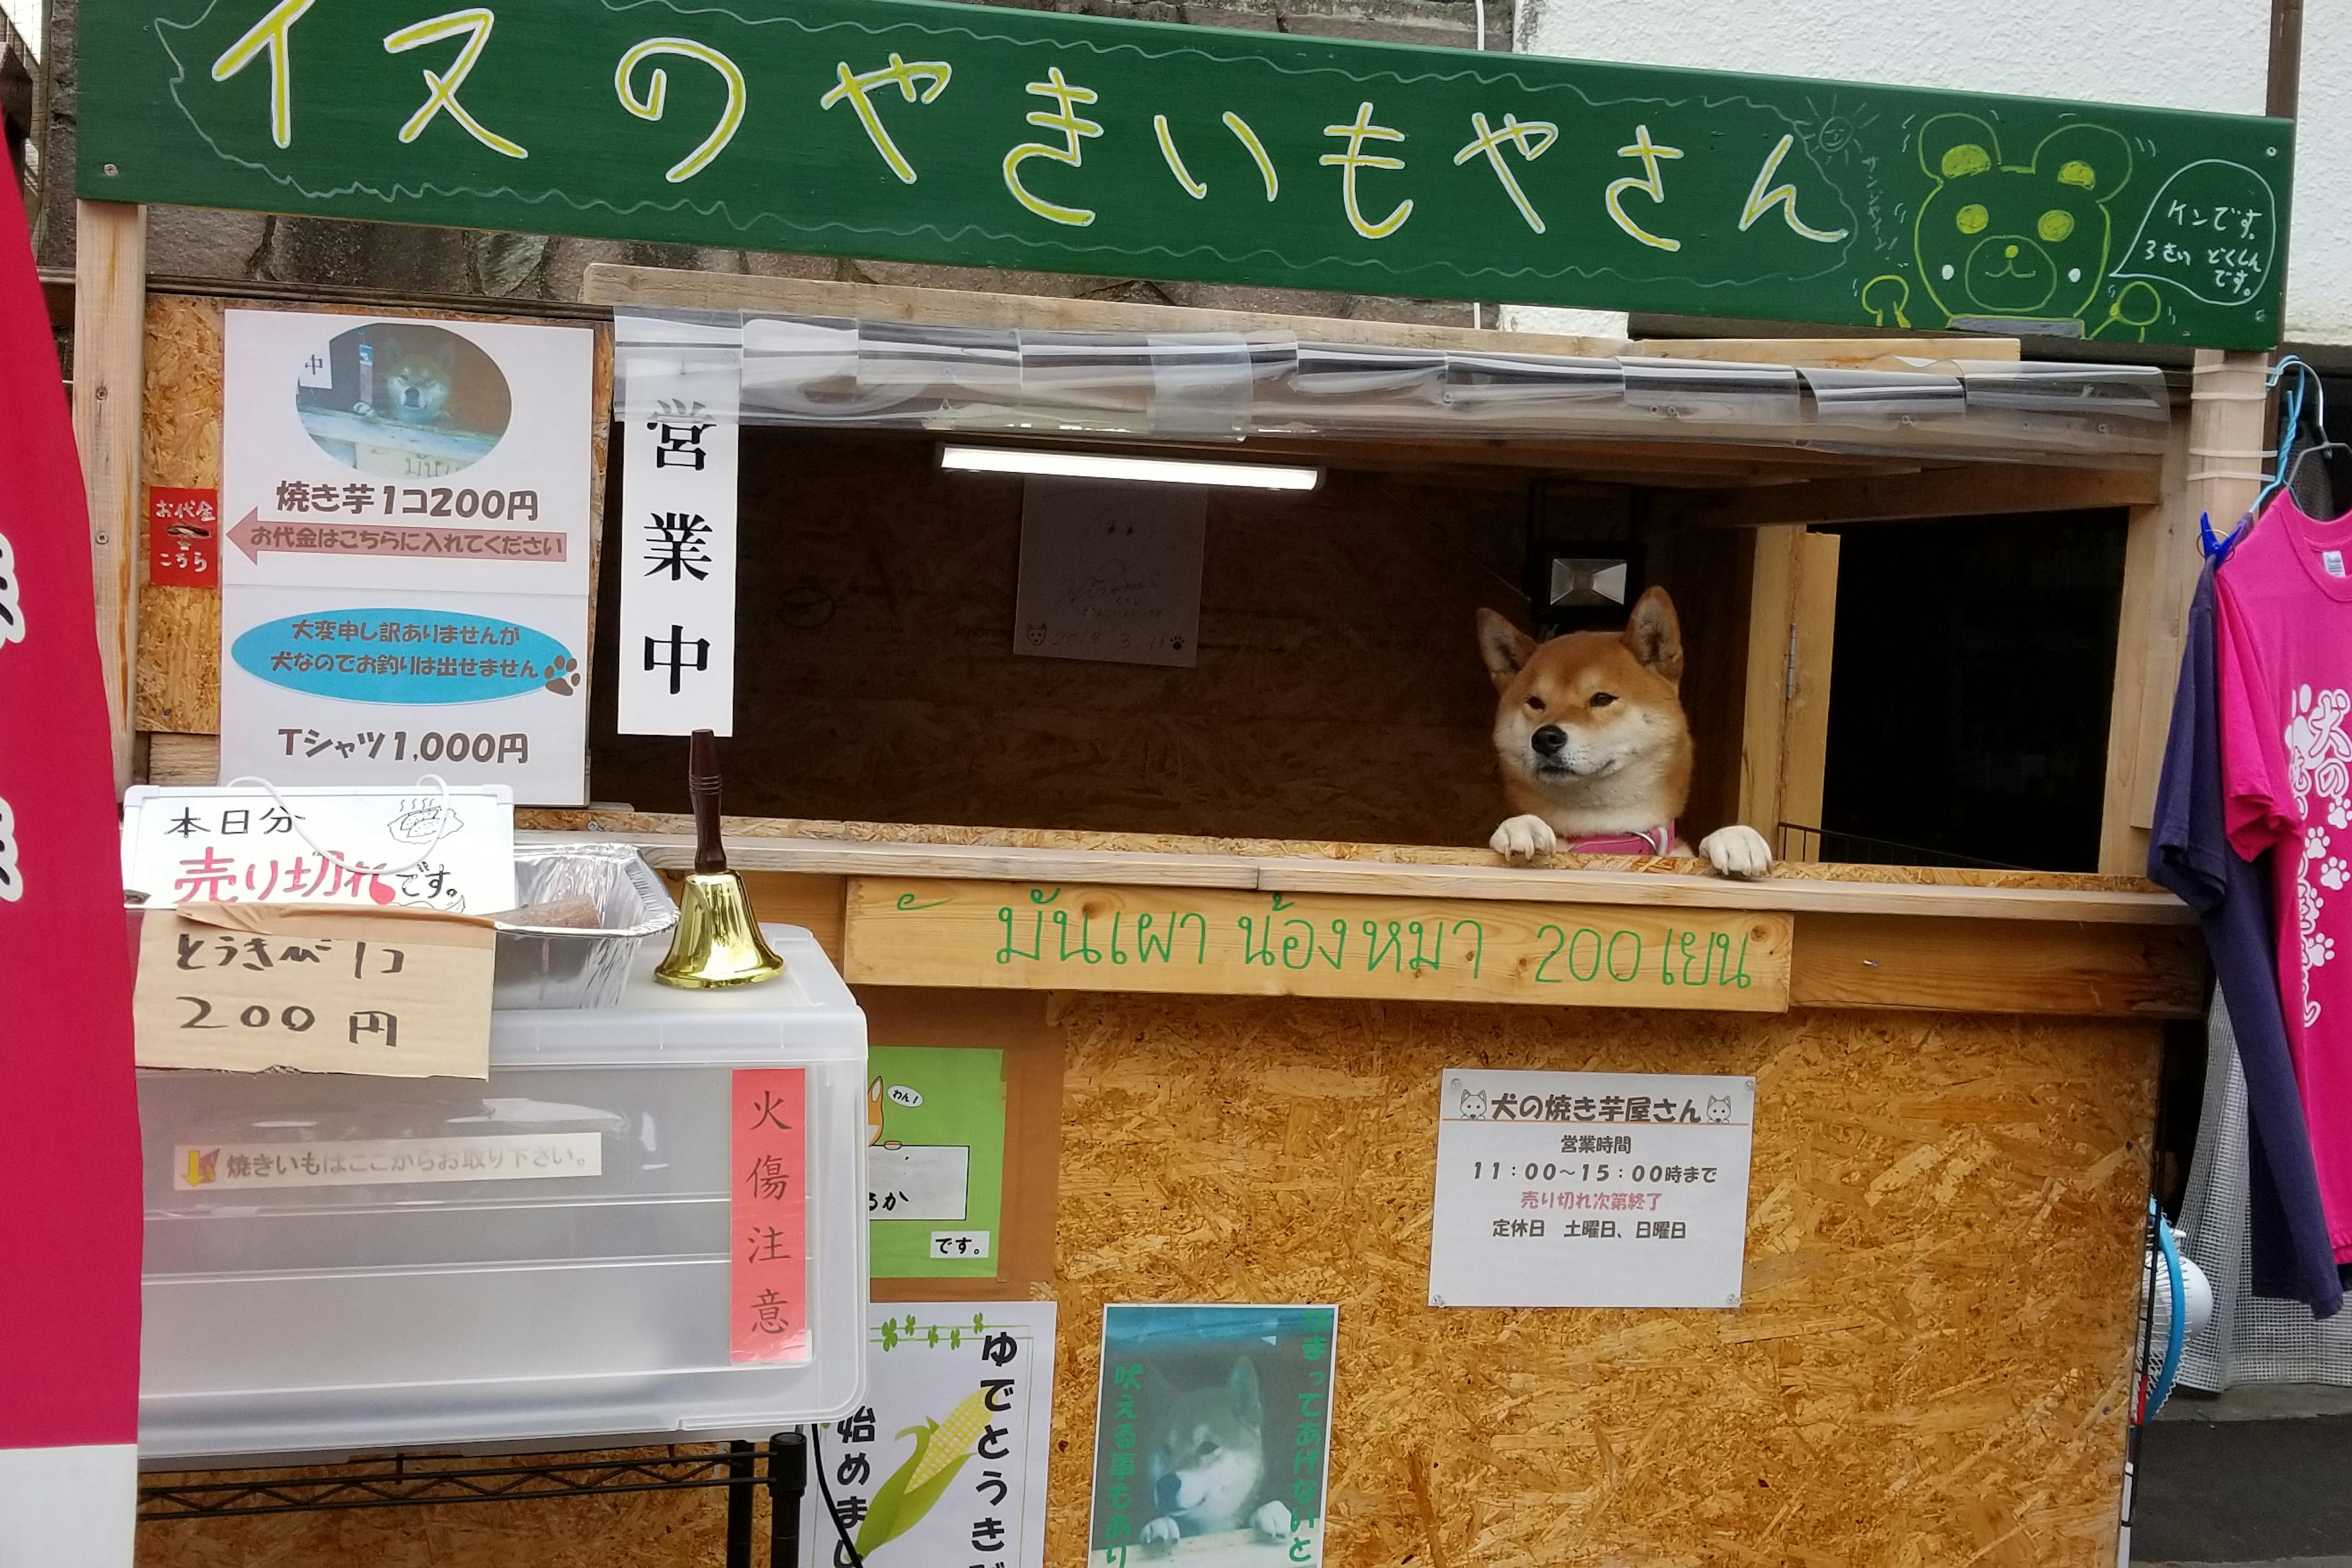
[1605,123,1681,251]
[211,0,315,150]
[1453,111,1558,234]
[616,38,747,183]
[1155,115,1207,200]
[1319,101,1411,241]
[1223,111,1278,201]
[820,55,951,185]
[1001,67,1102,227]
[383,9,527,159]
[1737,133,1850,243]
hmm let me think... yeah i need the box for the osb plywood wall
[587,431,1757,849]
[140,1001,2154,1568]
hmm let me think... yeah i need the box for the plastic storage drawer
[135,924,867,1462]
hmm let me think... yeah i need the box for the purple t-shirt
[2152,553,2345,1313]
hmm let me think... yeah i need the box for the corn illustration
[853,1387,990,1558]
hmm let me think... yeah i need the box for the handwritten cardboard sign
[844,879,1792,1012]
[732,1068,810,1364]
[134,902,495,1077]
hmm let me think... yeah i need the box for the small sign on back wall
[1428,1068,1756,1309]
[1014,478,1204,668]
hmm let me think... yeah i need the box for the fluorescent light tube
[938,444,1321,491]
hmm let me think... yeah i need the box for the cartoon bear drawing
[1863,115,2162,341]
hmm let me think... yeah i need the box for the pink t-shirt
[2217,492,2352,1264]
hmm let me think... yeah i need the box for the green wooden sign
[80,0,2293,347]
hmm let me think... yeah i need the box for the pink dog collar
[1561,824,1676,856]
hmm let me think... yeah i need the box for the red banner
[0,172,144,1519]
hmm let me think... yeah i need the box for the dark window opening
[1815,510,2128,873]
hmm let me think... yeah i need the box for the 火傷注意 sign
[79,0,2290,347]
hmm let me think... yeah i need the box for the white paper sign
[217,309,597,804]
[804,1302,1055,1568]
[172,1133,601,1189]
[122,785,515,913]
[1428,1069,1755,1309]
[869,1145,972,1221]
[1014,478,1205,667]
[616,314,741,735]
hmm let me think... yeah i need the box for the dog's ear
[1144,1365,1176,1412]
[1226,1357,1263,1427]
[1623,587,1683,685]
[1477,609,1536,691]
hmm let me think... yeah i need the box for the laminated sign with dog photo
[216,309,598,804]
[1088,1304,1339,1568]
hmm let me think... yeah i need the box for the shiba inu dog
[1478,587,1772,878]
[380,341,458,427]
[1138,1358,1294,1545]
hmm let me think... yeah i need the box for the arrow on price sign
[227,512,569,564]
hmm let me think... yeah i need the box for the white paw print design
[2309,930,2338,970]
[2332,801,2352,830]
[2309,826,2333,862]
[2324,858,2350,892]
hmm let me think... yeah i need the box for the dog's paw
[1489,814,1558,862]
[1253,1500,1294,1540]
[1140,1517,1182,1547]
[1697,824,1773,880]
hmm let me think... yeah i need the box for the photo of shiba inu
[1139,1358,1292,1547]
[379,339,459,428]
[296,320,511,478]
[1089,1304,1337,1568]
[1477,587,1772,878]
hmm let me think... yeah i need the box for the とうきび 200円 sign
[80,0,2290,347]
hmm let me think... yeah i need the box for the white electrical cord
[1471,0,1488,331]
[221,772,462,883]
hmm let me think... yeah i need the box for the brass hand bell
[655,729,785,989]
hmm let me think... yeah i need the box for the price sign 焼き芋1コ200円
[1428,1068,1755,1310]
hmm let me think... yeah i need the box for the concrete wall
[1510,0,2350,348]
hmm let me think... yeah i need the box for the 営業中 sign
[80,0,2293,347]
[616,312,740,736]
[216,309,597,804]
[1428,1068,1755,1309]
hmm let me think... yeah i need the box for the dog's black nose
[1531,725,1567,756]
[1155,1473,1183,1512]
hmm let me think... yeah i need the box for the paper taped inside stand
[134,902,496,1079]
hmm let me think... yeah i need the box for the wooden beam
[1738,526,1799,844]
[1778,531,1841,862]
[1792,913,2204,1017]
[842,876,1796,1012]
[2098,385,2207,874]
[535,826,2195,925]
[71,200,148,793]
[1654,460,2164,530]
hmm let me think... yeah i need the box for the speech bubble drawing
[2113,159,2280,309]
